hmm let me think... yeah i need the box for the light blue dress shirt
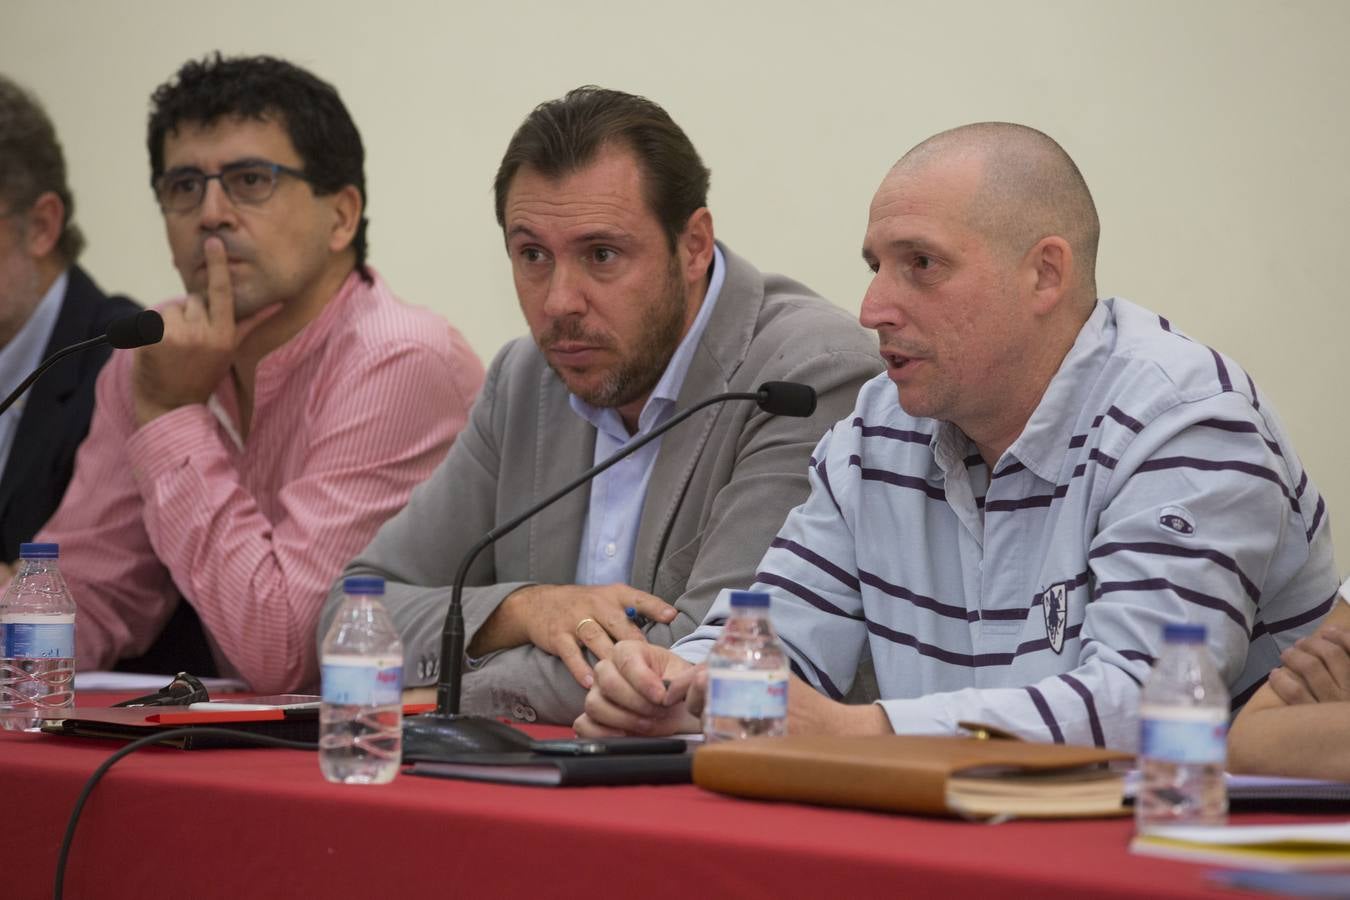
[570,245,726,586]
[0,270,67,476]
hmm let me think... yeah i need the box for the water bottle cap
[729,590,770,608]
[1163,623,1206,644]
[18,542,58,559]
[343,576,385,595]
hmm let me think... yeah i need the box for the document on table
[1132,820,1350,870]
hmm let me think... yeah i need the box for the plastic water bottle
[704,590,789,742]
[1135,623,1229,831]
[0,542,76,732]
[319,576,403,784]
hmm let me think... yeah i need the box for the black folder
[38,705,322,749]
[408,751,692,786]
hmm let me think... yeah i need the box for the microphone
[755,381,815,417]
[106,309,166,349]
[0,310,165,417]
[401,381,819,761]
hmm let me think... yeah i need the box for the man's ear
[1024,235,1073,315]
[677,207,715,284]
[23,192,65,260]
[326,185,363,254]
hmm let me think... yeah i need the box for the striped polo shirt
[674,297,1338,750]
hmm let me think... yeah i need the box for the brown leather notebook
[692,732,1132,819]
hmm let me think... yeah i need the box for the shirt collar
[255,267,370,378]
[1000,298,1114,482]
[223,266,373,420]
[569,244,727,440]
[0,268,67,398]
[931,419,975,482]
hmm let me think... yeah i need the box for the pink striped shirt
[37,268,483,692]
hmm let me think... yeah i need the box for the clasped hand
[573,641,893,737]
[574,641,702,736]
[1268,626,1350,705]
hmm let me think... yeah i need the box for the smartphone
[530,736,689,756]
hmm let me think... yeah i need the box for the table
[0,711,1331,900]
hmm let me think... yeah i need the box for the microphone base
[401,711,535,761]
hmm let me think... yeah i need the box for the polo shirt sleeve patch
[1157,505,1197,537]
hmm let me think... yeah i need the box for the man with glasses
[27,54,483,692]
[0,76,140,566]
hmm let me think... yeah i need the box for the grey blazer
[323,244,881,724]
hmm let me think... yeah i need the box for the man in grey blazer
[326,87,880,725]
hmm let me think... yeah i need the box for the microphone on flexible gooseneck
[104,309,166,350]
[401,381,818,762]
[0,309,165,417]
[753,381,815,417]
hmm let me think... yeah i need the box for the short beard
[547,256,689,410]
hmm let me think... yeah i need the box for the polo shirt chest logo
[1039,581,1070,654]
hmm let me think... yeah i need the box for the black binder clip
[112,672,211,708]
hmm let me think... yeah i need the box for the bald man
[577,122,1337,748]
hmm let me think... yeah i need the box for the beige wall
[4,0,1347,566]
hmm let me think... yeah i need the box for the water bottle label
[1,618,75,659]
[1139,705,1228,765]
[707,668,788,720]
[321,656,402,706]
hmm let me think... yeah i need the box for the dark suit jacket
[0,266,140,561]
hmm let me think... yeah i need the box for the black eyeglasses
[152,161,311,213]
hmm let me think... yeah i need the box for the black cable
[54,727,318,900]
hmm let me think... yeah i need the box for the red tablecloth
[0,712,1326,900]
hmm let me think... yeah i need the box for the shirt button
[604,542,617,558]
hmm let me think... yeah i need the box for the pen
[188,702,281,711]
[625,605,652,629]
[187,701,322,711]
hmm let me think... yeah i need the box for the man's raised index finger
[202,237,235,324]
